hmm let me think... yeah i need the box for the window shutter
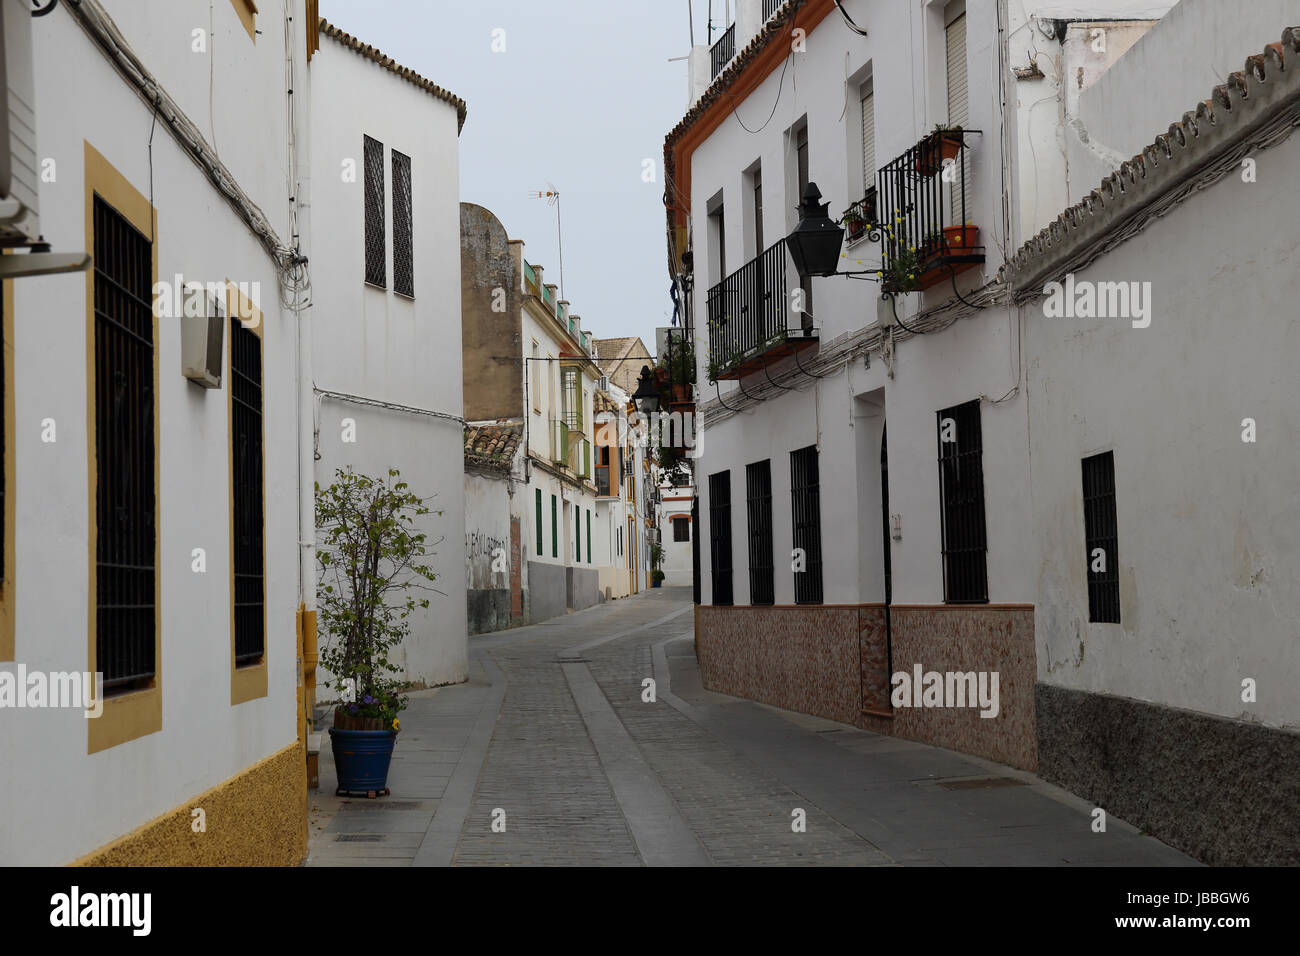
[860,90,875,194]
[945,8,970,221]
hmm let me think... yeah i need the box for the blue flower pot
[329,727,397,796]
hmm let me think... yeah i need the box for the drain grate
[936,777,1027,791]
[339,800,423,811]
[335,833,387,843]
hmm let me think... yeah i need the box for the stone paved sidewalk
[306,588,1196,867]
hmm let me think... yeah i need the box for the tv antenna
[530,183,565,302]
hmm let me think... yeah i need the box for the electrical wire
[832,0,869,37]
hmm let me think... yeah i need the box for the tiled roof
[1001,27,1300,293]
[319,19,467,132]
[464,421,522,473]
[593,336,637,360]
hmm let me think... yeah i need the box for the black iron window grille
[876,129,980,292]
[392,149,413,298]
[790,446,823,604]
[1082,451,1121,623]
[708,470,733,605]
[673,516,690,542]
[691,496,701,605]
[363,134,385,288]
[936,400,988,603]
[231,315,265,665]
[710,23,736,80]
[93,195,156,691]
[746,460,774,605]
[706,237,789,372]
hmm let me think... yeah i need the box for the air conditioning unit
[0,0,38,245]
[598,375,609,391]
[180,280,225,388]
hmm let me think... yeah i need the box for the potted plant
[943,223,979,253]
[915,125,964,177]
[657,337,696,406]
[842,206,867,243]
[316,467,440,798]
[649,542,665,587]
[878,240,923,295]
[651,568,666,587]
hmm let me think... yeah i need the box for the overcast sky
[321,0,728,351]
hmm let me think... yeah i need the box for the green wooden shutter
[587,510,591,563]
[535,488,542,555]
[551,495,557,558]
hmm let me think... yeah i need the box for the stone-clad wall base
[889,606,1037,771]
[1037,684,1300,865]
[72,741,307,866]
[696,604,1037,771]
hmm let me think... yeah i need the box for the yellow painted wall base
[71,740,307,866]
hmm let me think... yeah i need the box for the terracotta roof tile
[464,421,523,472]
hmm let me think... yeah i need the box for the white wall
[309,33,467,687]
[1026,130,1300,730]
[1,0,303,864]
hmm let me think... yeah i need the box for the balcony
[876,128,984,294]
[706,237,818,381]
[763,0,784,21]
[842,185,878,245]
[710,23,735,80]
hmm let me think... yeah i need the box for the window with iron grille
[363,135,385,288]
[231,315,265,664]
[936,400,988,603]
[789,446,823,604]
[746,460,774,605]
[391,149,413,297]
[93,195,156,692]
[708,470,733,605]
[535,488,543,555]
[672,516,690,543]
[562,366,581,430]
[1082,451,1120,623]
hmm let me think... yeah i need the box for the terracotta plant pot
[943,224,979,252]
[915,130,964,177]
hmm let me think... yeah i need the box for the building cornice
[1001,27,1300,297]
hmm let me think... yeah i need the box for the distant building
[593,336,653,395]
[460,204,604,624]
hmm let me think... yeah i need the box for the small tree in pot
[316,467,440,797]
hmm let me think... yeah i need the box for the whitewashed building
[309,20,469,689]
[1,0,315,865]
[668,0,1297,863]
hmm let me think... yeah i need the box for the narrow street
[306,590,1194,867]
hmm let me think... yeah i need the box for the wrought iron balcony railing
[842,185,878,245]
[706,237,816,380]
[876,128,984,293]
[763,0,784,20]
[710,23,735,80]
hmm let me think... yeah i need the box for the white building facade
[309,21,469,690]
[668,0,1297,863]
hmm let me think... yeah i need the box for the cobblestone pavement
[307,587,1196,867]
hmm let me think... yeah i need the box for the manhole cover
[936,777,1027,791]
[335,834,386,843]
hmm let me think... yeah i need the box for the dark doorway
[880,423,893,685]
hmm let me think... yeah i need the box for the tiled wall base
[695,603,1037,771]
[1037,683,1300,865]
[71,741,307,866]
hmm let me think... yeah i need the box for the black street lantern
[631,364,659,413]
[786,182,845,279]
